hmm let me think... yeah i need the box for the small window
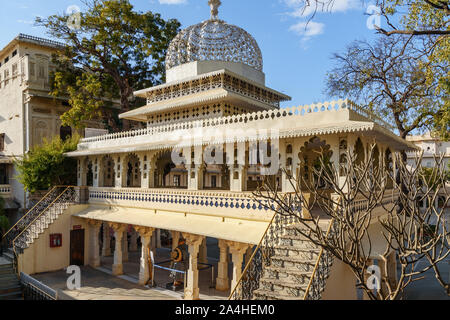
[286,144,292,154]
[4,57,9,64]
[29,62,35,77]
[12,50,17,57]
[0,133,5,151]
[12,63,18,76]
[38,64,45,79]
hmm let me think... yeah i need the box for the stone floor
[33,266,175,300]
[32,243,231,300]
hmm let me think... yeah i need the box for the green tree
[14,135,80,193]
[36,0,181,130]
[325,35,446,139]
[293,0,449,139]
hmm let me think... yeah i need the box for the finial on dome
[208,0,221,20]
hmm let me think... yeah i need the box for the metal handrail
[302,218,335,299]
[2,186,58,241]
[227,193,290,299]
[12,187,73,254]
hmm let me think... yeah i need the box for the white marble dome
[165,18,263,72]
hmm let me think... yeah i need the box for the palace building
[0,34,111,219]
[4,1,417,300]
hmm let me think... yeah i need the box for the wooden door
[70,229,85,266]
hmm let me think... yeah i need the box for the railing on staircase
[12,186,81,254]
[302,219,335,300]
[228,194,298,300]
[20,272,58,300]
[2,186,64,248]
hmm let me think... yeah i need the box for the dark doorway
[70,229,85,266]
[60,126,72,141]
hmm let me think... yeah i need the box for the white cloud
[289,21,325,40]
[159,0,187,4]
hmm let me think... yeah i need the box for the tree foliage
[36,0,181,130]
[325,35,446,139]
[14,135,80,193]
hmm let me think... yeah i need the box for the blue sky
[0,0,380,107]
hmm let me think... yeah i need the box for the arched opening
[298,136,333,191]
[60,126,72,141]
[247,141,281,192]
[154,150,187,188]
[354,138,365,166]
[203,145,231,190]
[125,154,141,188]
[87,160,94,187]
[103,155,115,187]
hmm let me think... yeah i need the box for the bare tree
[254,145,449,300]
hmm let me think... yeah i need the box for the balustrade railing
[229,194,297,300]
[20,272,57,300]
[12,187,80,254]
[2,186,63,248]
[0,184,11,196]
[79,99,395,145]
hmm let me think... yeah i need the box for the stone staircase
[0,249,22,300]
[253,223,333,300]
[12,187,78,254]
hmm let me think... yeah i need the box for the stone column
[93,157,104,188]
[110,223,127,275]
[88,220,102,268]
[122,230,129,262]
[245,246,254,266]
[139,153,149,189]
[102,222,111,257]
[171,231,181,251]
[182,233,205,300]
[129,229,138,252]
[227,241,250,295]
[78,158,87,186]
[114,155,127,188]
[216,239,229,291]
[135,226,155,286]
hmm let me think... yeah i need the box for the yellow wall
[322,258,357,300]
[18,204,89,275]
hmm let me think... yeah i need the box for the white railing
[88,187,277,220]
[79,99,395,144]
[0,184,11,196]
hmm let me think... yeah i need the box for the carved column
[230,142,248,192]
[102,222,111,257]
[88,220,102,268]
[188,146,204,190]
[227,241,250,295]
[93,157,104,188]
[216,239,229,291]
[139,153,149,189]
[182,233,205,300]
[78,158,87,186]
[110,223,127,275]
[135,226,155,286]
[114,155,127,188]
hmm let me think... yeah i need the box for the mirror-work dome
[165,19,263,72]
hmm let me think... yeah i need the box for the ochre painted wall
[18,204,89,275]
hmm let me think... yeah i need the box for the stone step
[0,290,23,300]
[259,277,308,297]
[0,281,21,292]
[279,235,320,248]
[0,273,18,281]
[274,246,321,260]
[270,255,316,271]
[253,288,304,300]
[2,251,14,262]
[264,265,313,284]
